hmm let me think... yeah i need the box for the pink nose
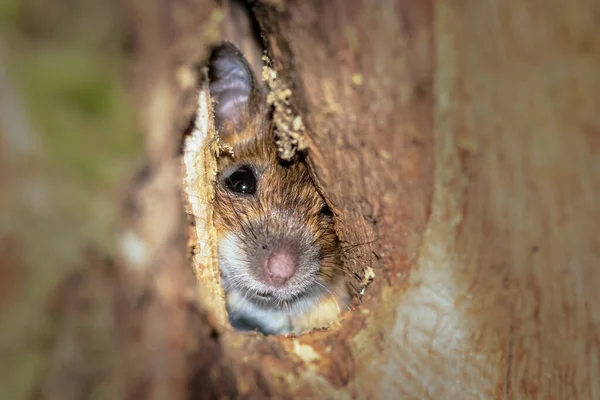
[264,250,297,285]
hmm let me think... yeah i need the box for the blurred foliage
[0,1,141,398]
[0,0,140,249]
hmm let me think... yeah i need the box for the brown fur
[209,42,348,334]
[213,112,342,287]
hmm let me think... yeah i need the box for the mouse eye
[225,166,257,195]
[320,204,333,217]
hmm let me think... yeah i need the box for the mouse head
[208,43,341,309]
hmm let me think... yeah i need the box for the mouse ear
[208,42,259,134]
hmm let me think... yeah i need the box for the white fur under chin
[218,232,335,335]
[226,290,293,334]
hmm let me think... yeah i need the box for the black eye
[320,204,333,217]
[225,166,256,195]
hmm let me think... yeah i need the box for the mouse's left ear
[208,42,260,136]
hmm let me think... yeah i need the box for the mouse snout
[264,249,297,285]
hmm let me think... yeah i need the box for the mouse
[207,42,350,335]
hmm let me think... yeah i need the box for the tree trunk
[1,0,598,399]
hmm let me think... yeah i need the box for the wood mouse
[208,43,350,335]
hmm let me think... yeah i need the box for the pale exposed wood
[182,85,227,326]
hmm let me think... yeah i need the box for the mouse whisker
[222,190,259,245]
[339,238,379,251]
[313,280,335,298]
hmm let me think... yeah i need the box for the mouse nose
[264,249,297,285]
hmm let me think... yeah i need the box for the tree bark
[1,0,599,399]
